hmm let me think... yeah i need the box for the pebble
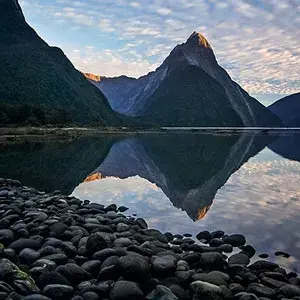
[0,179,296,300]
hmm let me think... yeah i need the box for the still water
[0,131,299,270]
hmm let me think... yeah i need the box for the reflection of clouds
[73,149,300,271]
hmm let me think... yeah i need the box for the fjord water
[0,132,300,271]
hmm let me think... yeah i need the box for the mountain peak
[83,72,103,82]
[187,31,212,49]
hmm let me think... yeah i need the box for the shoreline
[0,126,300,144]
[0,178,298,299]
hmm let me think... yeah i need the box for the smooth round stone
[36,271,70,289]
[191,272,228,286]
[248,261,278,271]
[81,260,101,277]
[196,231,212,241]
[275,251,290,258]
[151,255,177,276]
[247,283,276,298]
[228,253,250,266]
[43,284,74,299]
[239,245,256,258]
[0,230,14,245]
[8,238,41,252]
[82,291,99,300]
[119,254,150,282]
[110,280,144,300]
[135,218,148,229]
[147,285,178,300]
[222,234,246,247]
[235,292,259,300]
[260,277,286,288]
[22,295,52,300]
[190,280,225,300]
[229,283,244,295]
[209,238,224,247]
[217,244,233,253]
[86,233,108,254]
[146,229,169,244]
[19,248,40,265]
[258,254,269,259]
[211,231,225,239]
[199,252,225,270]
[279,284,300,297]
[55,264,92,285]
[118,206,128,212]
[113,238,132,247]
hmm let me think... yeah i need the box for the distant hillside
[85,32,281,127]
[0,0,121,126]
[269,93,300,127]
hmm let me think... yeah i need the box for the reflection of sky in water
[73,148,300,271]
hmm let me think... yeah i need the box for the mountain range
[0,0,122,125]
[85,32,281,127]
[88,133,270,220]
[269,93,300,127]
[1,0,296,127]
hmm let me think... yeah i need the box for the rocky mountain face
[268,93,300,127]
[86,32,281,127]
[0,0,122,125]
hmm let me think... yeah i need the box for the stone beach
[0,178,298,300]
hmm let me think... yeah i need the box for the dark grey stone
[43,284,74,299]
[110,280,144,300]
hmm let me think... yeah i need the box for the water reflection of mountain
[0,137,115,194]
[91,133,270,221]
[268,133,300,162]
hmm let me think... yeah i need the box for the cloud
[19,0,300,98]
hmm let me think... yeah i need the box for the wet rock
[209,238,224,247]
[239,245,256,258]
[222,234,246,247]
[196,231,212,242]
[191,271,229,286]
[81,260,101,277]
[86,233,108,255]
[110,280,144,300]
[211,231,225,239]
[135,218,148,229]
[228,253,250,266]
[119,254,150,282]
[147,285,178,300]
[151,255,177,277]
[248,261,278,271]
[9,239,41,253]
[258,254,269,259]
[275,251,290,258]
[247,283,276,298]
[19,249,40,265]
[0,230,14,245]
[43,284,74,299]
[22,295,52,300]
[235,292,259,300]
[36,272,70,289]
[199,252,225,270]
[229,283,244,295]
[190,280,225,300]
[217,244,233,253]
[55,264,92,285]
[260,277,286,288]
[279,284,300,297]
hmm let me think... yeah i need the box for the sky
[19,0,300,106]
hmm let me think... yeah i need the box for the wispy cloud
[19,0,300,100]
